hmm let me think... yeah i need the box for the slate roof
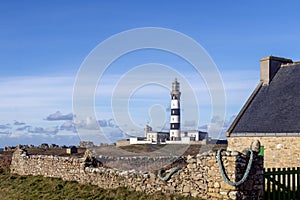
[228,63,300,136]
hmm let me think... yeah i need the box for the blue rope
[217,148,253,186]
[157,167,181,181]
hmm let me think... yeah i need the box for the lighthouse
[170,78,181,141]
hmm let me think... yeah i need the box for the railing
[264,167,300,200]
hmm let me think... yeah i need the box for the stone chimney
[260,56,293,85]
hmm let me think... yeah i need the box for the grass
[0,168,199,200]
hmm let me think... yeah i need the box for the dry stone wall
[96,155,179,171]
[11,147,263,200]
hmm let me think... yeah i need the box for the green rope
[217,148,253,186]
[157,167,181,181]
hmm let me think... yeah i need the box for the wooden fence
[264,167,300,200]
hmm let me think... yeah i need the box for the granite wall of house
[228,137,300,168]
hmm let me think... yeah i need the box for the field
[119,144,228,156]
[0,151,199,200]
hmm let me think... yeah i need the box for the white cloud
[0,124,11,129]
[16,125,31,131]
[0,130,11,135]
[45,111,73,121]
[60,121,76,132]
[0,76,74,123]
[0,76,73,109]
[13,121,26,126]
[27,126,59,135]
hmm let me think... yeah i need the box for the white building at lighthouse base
[129,125,208,145]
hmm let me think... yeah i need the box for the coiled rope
[157,167,181,181]
[217,148,253,186]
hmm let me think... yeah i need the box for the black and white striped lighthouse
[170,78,181,141]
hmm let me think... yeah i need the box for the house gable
[227,56,300,136]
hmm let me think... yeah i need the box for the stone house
[227,56,300,168]
[66,146,78,154]
[79,141,95,148]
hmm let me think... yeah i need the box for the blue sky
[1,1,300,147]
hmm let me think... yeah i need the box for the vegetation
[0,168,199,200]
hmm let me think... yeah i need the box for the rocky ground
[118,144,228,156]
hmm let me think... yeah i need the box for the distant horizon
[0,136,230,149]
